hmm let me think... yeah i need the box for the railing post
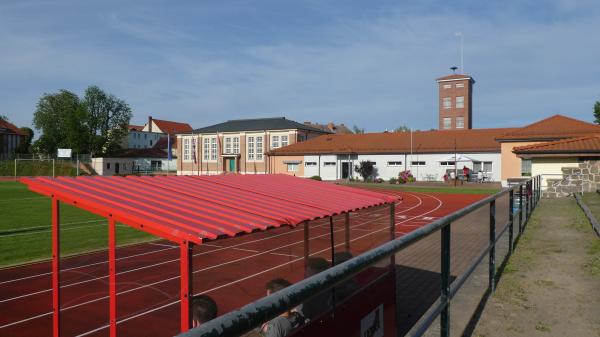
[519,185,523,234]
[489,200,496,292]
[52,197,60,337]
[180,240,194,332]
[345,212,351,252]
[508,189,514,255]
[440,223,451,337]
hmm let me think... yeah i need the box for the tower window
[443,97,452,109]
[443,117,452,129]
[443,84,451,89]
[456,117,465,128]
[456,83,464,88]
[456,96,464,108]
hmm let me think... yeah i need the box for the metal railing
[177,176,541,337]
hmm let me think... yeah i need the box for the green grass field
[0,181,154,267]
[341,181,500,195]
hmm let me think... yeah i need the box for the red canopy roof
[21,174,396,244]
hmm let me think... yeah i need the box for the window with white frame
[305,162,317,166]
[456,116,465,129]
[287,163,299,172]
[203,138,210,160]
[443,97,452,109]
[256,136,263,160]
[456,96,464,109]
[411,161,426,166]
[271,135,279,149]
[247,136,255,160]
[443,84,451,89]
[443,117,452,129]
[233,137,240,154]
[387,161,402,167]
[323,162,336,166]
[224,137,232,154]
[473,161,493,172]
[456,83,464,88]
[183,138,191,161]
[210,138,217,160]
[440,161,455,166]
[281,135,288,147]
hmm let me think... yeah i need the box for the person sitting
[192,294,218,327]
[477,170,484,183]
[260,278,302,337]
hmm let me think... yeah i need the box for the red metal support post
[108,217,117,337]
[180,240,194,332]
[52,196,60,337]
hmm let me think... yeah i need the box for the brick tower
[436,72,475,130]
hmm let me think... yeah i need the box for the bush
[309,175,322,181]
[398,170,415,184]
[389,177,398,184]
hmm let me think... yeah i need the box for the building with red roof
[0,118,27,159]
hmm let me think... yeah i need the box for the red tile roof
[496,115,600,141]
[269,128,516,155]
[128,124,144,131]
[513,134,600,155]
[436,74,473,81]
[0,119,27,136]
[152,119,193,134]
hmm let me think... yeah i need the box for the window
[411,161,426,166]
[324,162,336,166]
[456,116,465,129]
[247,136,255,160]
[521,159,532,176]
[210,138,217,160]
[281,135,288,147]
[305,162,317,166]
[271,135,279,149]
[440,161,455,166]
[387,161,403,166]
[298,134,306,142]
[203,138,210,160]
[443,84,451,89]
[247,136,263,161]
[473,161,493,172]
[287,163,299,172]
[183,138,191,161]
[225,137,232,154]
[443,117,452,129]
[106,162,111,170]
[150,140,153,146]
[233,137,240,154]
[456,96,464,109]
[456,83,464,88]
[443,97,452,109]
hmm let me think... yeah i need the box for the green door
[229,159,235,172]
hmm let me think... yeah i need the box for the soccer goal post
[14,158,55,181]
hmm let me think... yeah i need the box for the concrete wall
[543,159,600,198]
[531,157,579,188]
[92,157,175,176]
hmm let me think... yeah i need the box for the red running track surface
[0,190,486,337]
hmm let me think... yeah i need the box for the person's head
[306,257,330,277]
[192,295,218,327]
[265,278,291,296]
[333,251,353,265]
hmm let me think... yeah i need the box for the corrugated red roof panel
[21,175,396,244]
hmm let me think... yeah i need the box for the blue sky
[1,0,599,132]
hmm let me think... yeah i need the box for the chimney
[148,116,153,132]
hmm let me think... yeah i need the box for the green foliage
[388,177,398,184]
[354,161,375,182]
[352,125,365,134]
[309,175,322,181]
[0,159,76,176]
[32,86,132,156]
[394,125,411,132]
[15,127,34,154]
[594,100,600,125]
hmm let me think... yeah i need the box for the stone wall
[543,160,600,198]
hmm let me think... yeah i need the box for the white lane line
[73,192,442,336]
[147,243,178,248]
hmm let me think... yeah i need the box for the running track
[0,190,486,337]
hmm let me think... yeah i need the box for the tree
[83,86,132,156]
[352,125,365,134]
[594,100,600,125]
[394,125,411,132]
[354,161,375,182]
[33,90,89,156]
[0,114,8,121]
[15,127,34,154]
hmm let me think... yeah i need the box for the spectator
[477,170,483,183]
[192,294,218,328]
[260,278,302,337]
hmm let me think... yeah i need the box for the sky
[1,0,599,132]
